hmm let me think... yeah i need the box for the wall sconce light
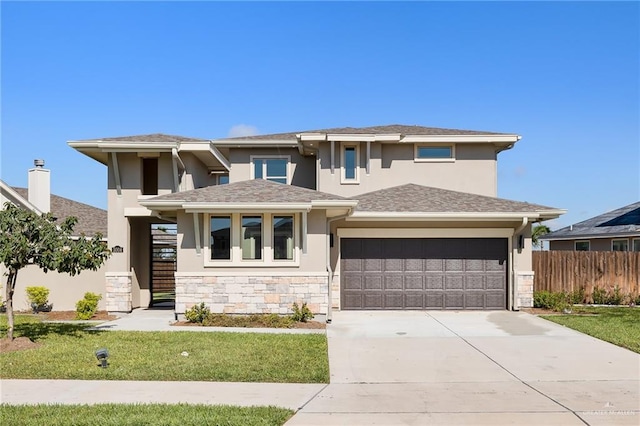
[95,348,109,368]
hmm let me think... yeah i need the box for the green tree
[532,224,551,249]
[0,203,110,340]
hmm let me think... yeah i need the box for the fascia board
[298,133,327,142]
[347,212,545,221]
[327,134,375,142]
[177,141,211,151]
[211,140,298,148]
[0,181,42,214]
[138,200,183,210]
[311,200,359,209]
[400,135,521,143]
[184,202,312,213]
[209,144,231,171]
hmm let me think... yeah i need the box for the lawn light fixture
[95,348,109,368]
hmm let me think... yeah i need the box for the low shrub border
[534,287,640,312]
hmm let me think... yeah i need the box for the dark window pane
[242,216,262,260]
[254,159,263,179]
[210,216,231,260]
[344,147,356,179]
[417,146,452,159]
[142,158,158,195]
[274,216,293,260]
[268,178,287,184]
[266,159,287,178]
[575,241,589,251]
[218,174,229,185]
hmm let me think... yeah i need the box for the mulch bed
[173,320,326,329]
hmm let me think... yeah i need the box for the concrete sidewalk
[0,379,326,411]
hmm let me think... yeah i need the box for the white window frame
[574,240,590,251]
[250,155,291,184]
[633,238,640,252]
[611,239,629,252]
[341,142,360,184]
[204,213,300,267]
[414,144,455,162]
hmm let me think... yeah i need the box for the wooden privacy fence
[533,251,640,297]
[151,259,176,294]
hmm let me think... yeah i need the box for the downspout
[326,212,351,324]
[512,217,528,311]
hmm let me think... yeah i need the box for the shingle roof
[147,179,348,203]
[78,133,208,143]
[215,124,510,141]
[350,184,559,214]
[541,202,640,240]
[12,188,107,237]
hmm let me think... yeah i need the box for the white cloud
[228,124,259,138]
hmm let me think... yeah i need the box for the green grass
[0,315,329,382]
[541,306,640,353]
[0,404,293,426]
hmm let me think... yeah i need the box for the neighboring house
[68,125,564,316]
[0,161,108,311]
[540,202,640,252]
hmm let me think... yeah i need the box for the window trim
[250,155,291,184]
[204,213,300,267]
[272,214,296,261]
[414,144,455,162]
[611,239,629,252]
[341,142,360,184]
[241,214,264,261]
[574,240,590,251]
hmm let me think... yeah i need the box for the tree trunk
[5,269,16,341]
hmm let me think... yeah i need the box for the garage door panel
[426,275,444,289]
[445,276,464,290]
[384,294,403,309]
[343,275,363,290]
[466,275,485,290]
[405,293,424,309]
[445,292,464,309]
[465,293,485,309]
[405,275,424,290]
[364,258,382,272]
[363,275,383,290]
[341,238,507,311]
[364,294,383,309]
[384,275,403,290]
[426,259,444,272]
[384,258,403,272]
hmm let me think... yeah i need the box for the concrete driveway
[288,311,640,425]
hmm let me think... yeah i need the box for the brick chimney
[28,159,50,213]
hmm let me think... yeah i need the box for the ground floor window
[574,241,590,251]
[273,215,294,260]
[612,239,628,251]
[242,215,263,260]
[634,239,640,252]
[210,216,231,260]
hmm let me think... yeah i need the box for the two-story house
[69,125,564,318]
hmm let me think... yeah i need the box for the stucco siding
[228,148,316,189]
[317,142,497,197]
[3,264,107,312]
[550,238,638,251]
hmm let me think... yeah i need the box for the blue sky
[1,1,638,231]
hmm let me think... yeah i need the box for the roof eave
[347,211,558,222]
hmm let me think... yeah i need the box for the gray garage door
[341,238,508,310]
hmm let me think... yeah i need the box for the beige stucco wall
[179,152,218,190]
[317,142,497,197]
[176,208,329,274]
[228,148,316,189]
[2,264,107,312]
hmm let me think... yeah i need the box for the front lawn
[0,315,329,382]
[0,404,293,426]
[540,306,640,353]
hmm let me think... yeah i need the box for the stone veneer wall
[105,273,132,312]
[175,274,329,315]
[516,271,535,308]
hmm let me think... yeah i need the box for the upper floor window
[341,143,360,184]
[612,239,628,251]
[252,157,289,184]
[414,145,454,162]
[141,158,158,195]
[217,174,229,185]
[575,241,590,251]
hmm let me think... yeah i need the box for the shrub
[185,302,210,324]
[533,290,569,312]
[568,287,585,304]
[592,286,607,305]
[26,286,49,307]
[75,292,102,320]
[291,302,314,322]
[606,285,624,305]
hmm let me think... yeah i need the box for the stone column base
[105,272,132,312]
[516,271,535,308]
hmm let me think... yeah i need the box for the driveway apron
[288,311,640,426]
